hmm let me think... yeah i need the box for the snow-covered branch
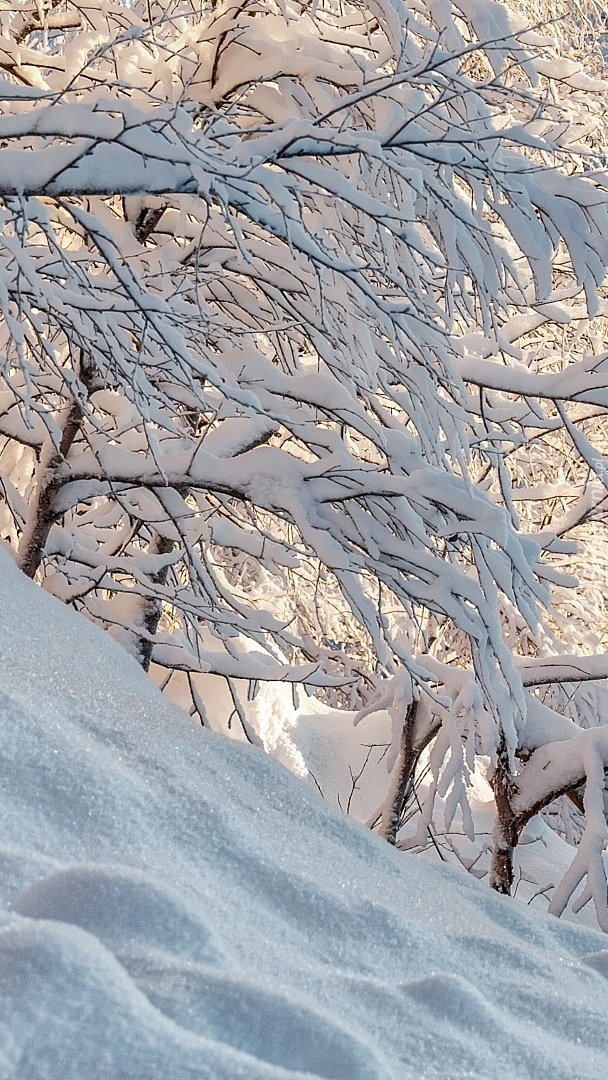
[2,0,608,926]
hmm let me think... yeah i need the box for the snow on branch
[2,0,608,925]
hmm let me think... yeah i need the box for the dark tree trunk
[18,398,84,579]
[137,533,175,672]
[18,352,96,579]
[489,737,520,894]
[380,699,419,845]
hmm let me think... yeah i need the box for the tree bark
[137,533,175,672]
[17,398,83,578]
[17,354,96,579]
[379,700,420,846]
[489,737,520,894]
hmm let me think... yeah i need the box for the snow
[2,543,608,1079]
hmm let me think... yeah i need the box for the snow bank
[1,543,608,1079]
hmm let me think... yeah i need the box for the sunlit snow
[1,544,608,1079]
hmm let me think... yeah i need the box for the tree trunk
[137,533,175,672]
[489,737,520,894]
[379,699,419,845]
[17,353,96,579]
[17,399,83,578]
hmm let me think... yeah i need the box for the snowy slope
[1,544,608,1080]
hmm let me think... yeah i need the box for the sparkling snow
[1,543,608,1079]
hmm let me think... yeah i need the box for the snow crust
[1,544,608,1079]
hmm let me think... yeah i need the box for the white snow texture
[1,543,608,1079]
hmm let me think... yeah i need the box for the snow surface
[2,544,608,1079]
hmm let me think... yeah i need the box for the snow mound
[0,917,340,1080]
[122,954,383,1079]
[2,543,608,1079]
[11,864,223,965]
[581,950,608,978]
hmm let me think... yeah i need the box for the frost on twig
[512,726,608,930]
[2,0,608,924]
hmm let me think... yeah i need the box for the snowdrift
[1,544,608,1079]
